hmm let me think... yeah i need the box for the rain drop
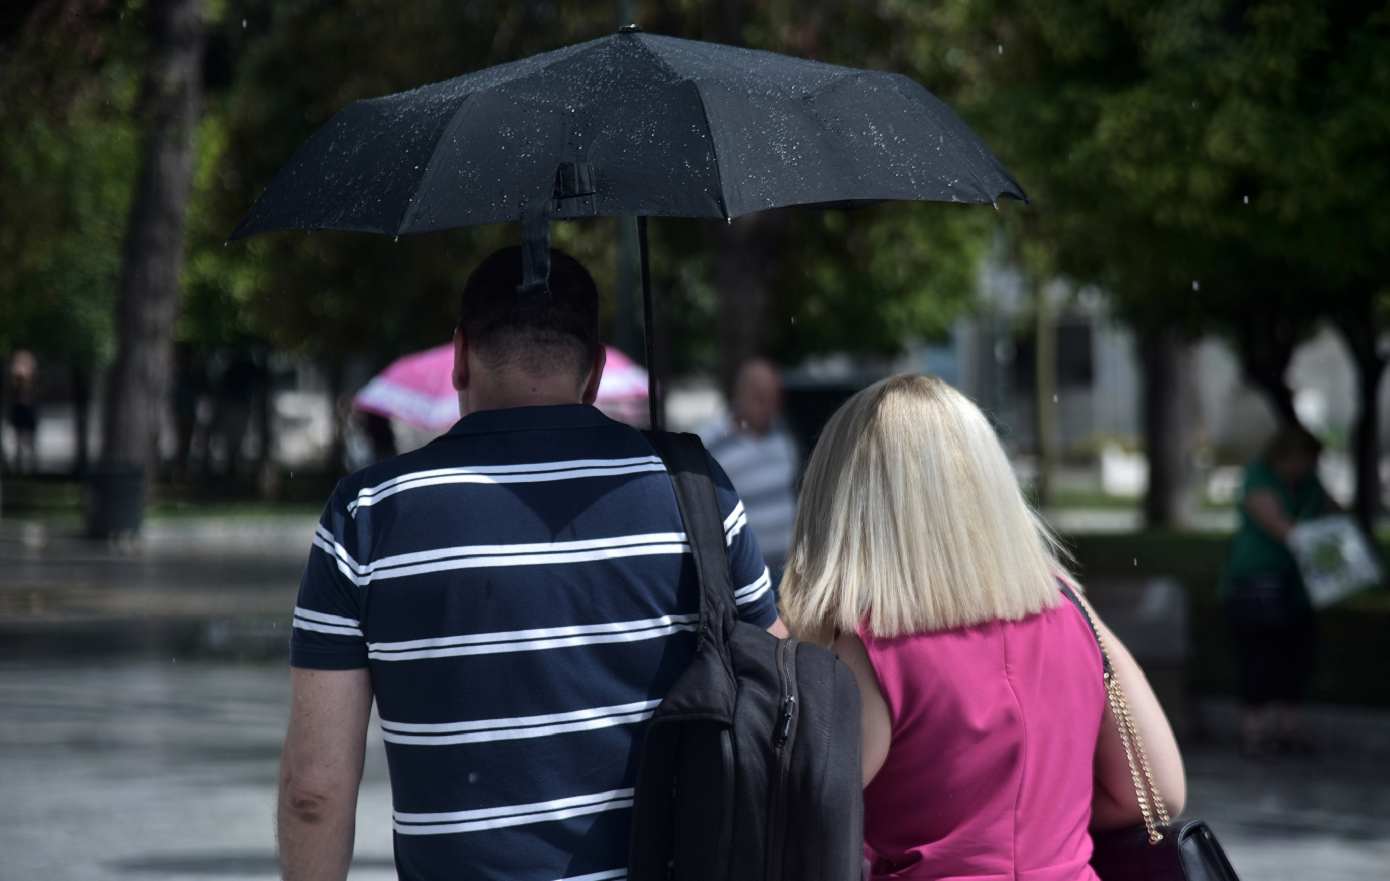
[1133,558,1137,567]
[1192,280,1200,291]
[242,19,246,28]
[394,236,399,242]
[998,44,1003,54]
[1052,394,1058,403]
[1243,195,1249,204]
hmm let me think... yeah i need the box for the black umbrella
[230,27,1027,427]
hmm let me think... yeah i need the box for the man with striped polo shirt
[277,246,785,881]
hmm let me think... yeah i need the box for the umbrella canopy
[354,344,649,433]
[228,29,1025,250]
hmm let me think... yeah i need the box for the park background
[1,1,1390,879]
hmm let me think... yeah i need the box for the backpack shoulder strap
[628,432,738,881]
[643,430,739,645]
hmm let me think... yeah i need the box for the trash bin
[86,463,146,539]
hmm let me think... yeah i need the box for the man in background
[698,358,799,588]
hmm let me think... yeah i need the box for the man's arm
[278,667,374,881]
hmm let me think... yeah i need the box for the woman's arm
[1244,489,1295,541]
[1080,598,1187,830]
[831,631,892,787]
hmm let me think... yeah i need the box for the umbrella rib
[688,80,730,221]
[397,95,476,235]
[630,36,729,219]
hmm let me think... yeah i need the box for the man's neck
[459,375,583,418]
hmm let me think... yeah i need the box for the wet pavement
[4,658,1390,881]
[0,519,314,660]
[4,521,1390,879]
[0,659,394,881]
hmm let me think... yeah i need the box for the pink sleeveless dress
[859,594,1106,881]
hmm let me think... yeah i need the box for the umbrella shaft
[639,216,662,431]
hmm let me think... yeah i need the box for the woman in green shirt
[1221,425,1335,758]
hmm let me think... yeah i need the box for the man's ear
[579,345,607,405]
[451,328,469,392]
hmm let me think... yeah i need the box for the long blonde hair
[781,374,1070,646]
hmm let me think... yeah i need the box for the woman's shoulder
[1243,458,1281,490]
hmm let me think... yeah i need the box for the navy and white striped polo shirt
[290,404,777,881]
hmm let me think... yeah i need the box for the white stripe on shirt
[380,699,662,745]
[314,533,690,586]
[347,457,666,515]
[293,618,364,638]
[394,788,634,835]
[294,606,359,628]
[550,871,625,881]
[734,567,772,606]
[367,614,700,662]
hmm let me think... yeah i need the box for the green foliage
[0,4,143,369]
[931,0,1389,336]
[767,202,991,359]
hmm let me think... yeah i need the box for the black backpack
[629,431,864,881]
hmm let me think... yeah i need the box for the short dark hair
[1263,423,1323,465]
[458,246,600,384]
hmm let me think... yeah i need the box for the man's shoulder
[330,416,659,505]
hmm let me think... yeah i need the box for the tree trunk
[706,210,790,397]
[255,351,277,498]
[72,364,91,476]
[100,0,204,481]
[1332,297,1386,532]
[613,217,643,363]
[1235,311,1302,429]
[1142,328,1193,529]
[704,0,743,44]
[1033,283,1059,507]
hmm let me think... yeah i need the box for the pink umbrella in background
[353,344,650,432]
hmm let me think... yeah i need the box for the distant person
[8,350,38,473]
[781,375,1185,881]
[277,247,784,881]
[1221,424,1336,758]
[364,412,397,462]
[697,358,799,586]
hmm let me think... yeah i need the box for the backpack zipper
[765,637,799,881]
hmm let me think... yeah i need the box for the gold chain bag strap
[1058,582,1241,881]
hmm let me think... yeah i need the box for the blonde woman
[781,375,1185,881]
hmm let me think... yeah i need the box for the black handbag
[1090,820,1238,881]
[1059,585,1241,881]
